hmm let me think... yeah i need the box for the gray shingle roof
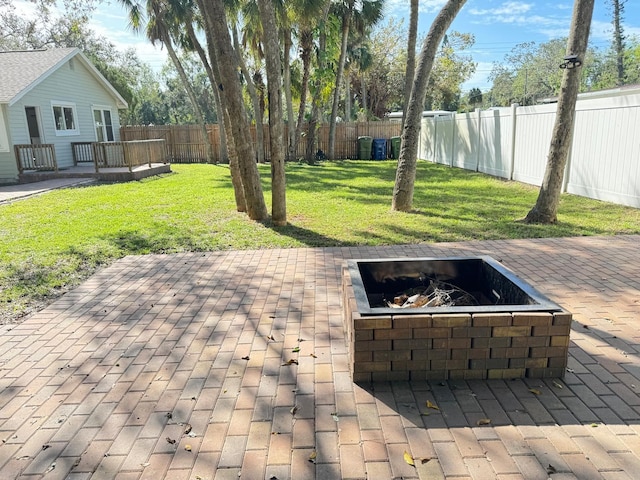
[0,48,78,104]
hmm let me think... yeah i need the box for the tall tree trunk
[198,0,268,221]
[524,0,595,224]
[403,0,419,128]
[232,27,265,164]
[184,20,220,164]
[198,5,242,207]
[306,4,331,163]
[162,35,214,166]
[392,0,467,212]
[328,6,352,159]
[283,29,296,161]
[610,0,626,86]
[257,0,286,225]
[294,29,313,159]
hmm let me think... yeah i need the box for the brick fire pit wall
[342,266,572,382]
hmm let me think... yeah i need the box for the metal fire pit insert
[341,256,572,382]
[349,256,563,315]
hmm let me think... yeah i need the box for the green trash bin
[390,136,401,159]
[357,136,373,160]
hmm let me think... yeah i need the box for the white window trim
[0,107,9,152]
[51,101,80,136]
[91,105,115,142]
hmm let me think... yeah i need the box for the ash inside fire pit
[349,256,562,315]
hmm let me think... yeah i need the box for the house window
[51,102,79,136]
[93,107,115,142]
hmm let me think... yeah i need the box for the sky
[11,0,640,92]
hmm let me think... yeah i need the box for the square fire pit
[341,256,572,382]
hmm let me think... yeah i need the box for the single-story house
[0,47,128,184]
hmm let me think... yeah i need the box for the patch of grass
[1,161,638,323]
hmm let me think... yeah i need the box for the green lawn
[1,160,639,323]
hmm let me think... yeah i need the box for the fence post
[509,103,518,180]
[450,115,456,168]
[475,108,482,172]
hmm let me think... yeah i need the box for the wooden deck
[18,163,172,183]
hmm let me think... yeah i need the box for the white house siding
[8,58,122,169]
[418,89,640,209]
[0,104,18,184]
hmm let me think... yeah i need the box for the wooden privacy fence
[120,122,402,163]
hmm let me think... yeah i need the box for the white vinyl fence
[419,87,640,209]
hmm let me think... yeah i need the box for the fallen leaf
[476,418,491,426]
[552,381,563,389]
[140,462,150,467]
[420,412,430,416]
[292,347,300,353]
[308,451,317,463]
[268,335,275,341]
[165,412,173,420]
[547,464,557,474]
[404,451,415,466]
[591,423,599,428]
[188,431,196,438]
[241,356,250,360]
[184,424,192,435]
[184,444,192,452]
[45,462,56,473]
[282,359,299,366]
[529,388,542,395]
[166,437,176,445]
[426,400,439,410]
[331,412,339,422]
[421,458,431,464]
[290,405,298,415]
[309,353,317,358]
[41,444,51,450]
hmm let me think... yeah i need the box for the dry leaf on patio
[476,418,491,426]
[552,380,563,389]
[268,335,275,341]
[184,424,192,435]
[292,347,300,353]
[241,356,250,360]
[547,464,557,474]
[528,388,542,395]
[331,412,339,422]
[166,437,176,445]
[290,405,298,415]
[184,444,192,452]
[426,400,439,410]
[140,463,150,467]
[310,353,317,358]
[309,451,317,463]
[404,451,415,466]
[282,359,298,366]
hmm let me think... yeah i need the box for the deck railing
[14,144,58,173]
[92,139,167,172]
[71,142,95,164]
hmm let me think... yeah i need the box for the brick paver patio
[1,235,639,479]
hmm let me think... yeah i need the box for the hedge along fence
[120,122,403,163]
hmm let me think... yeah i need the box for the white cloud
[470,2,533,17]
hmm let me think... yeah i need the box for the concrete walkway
[0,235,639,479]
[0,178,95,203]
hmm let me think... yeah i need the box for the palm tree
[523,0,595,223]
[327,0,384,159]
[392,0,467,212]
[119,0,216,164]
[198,0,268,220]
[403,0,419,127]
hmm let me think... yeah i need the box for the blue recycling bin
[372,138,387,160]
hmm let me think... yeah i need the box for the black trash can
[357,136,373,160]
[372,138,387,160]
[390,136,401,159]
